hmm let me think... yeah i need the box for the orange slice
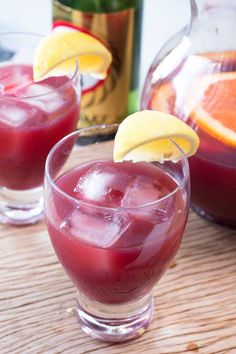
[202,50,236,64]
[191,72,236,147]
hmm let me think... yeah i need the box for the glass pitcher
[141,0,236,228]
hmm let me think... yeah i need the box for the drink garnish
[190,72,236,147]
[33,31,112,82]
[113,110,199,163]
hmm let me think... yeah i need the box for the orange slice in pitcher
[202,50,236,64]
[191,72,236,147]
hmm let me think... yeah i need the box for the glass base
[0,186,44,225]
[76,292,153,343]
[191,204,236,229]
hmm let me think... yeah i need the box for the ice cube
[17,83,64,114]
[0,100,46,127]
[0,64,32,95]
[60,206,130,248]
[121,176,174,224]
[121,176,163,207]
[113,213,155,248]
[0,103,28,127]
[19,83,52,97]
[75,169,114,201]
[74,162,132,207]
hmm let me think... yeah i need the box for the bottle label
[53,2,136,128]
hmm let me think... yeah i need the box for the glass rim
[45,125,190,211]
[0,31,79,101]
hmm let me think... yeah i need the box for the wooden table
[1,210,236,354]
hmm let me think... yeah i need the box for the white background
[0,0,190,88]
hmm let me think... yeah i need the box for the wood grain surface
[1,210,236,354]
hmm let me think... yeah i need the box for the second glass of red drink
[0,32,80,225]
[44,124,190,342]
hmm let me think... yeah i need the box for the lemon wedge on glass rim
[113,110,199,163]
[33,30,112,82]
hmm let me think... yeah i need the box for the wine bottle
[53,0,143,128]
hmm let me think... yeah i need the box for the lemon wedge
[113,110,199,163]
[33,31,112,82]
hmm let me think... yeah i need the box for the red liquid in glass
[46,160,187,304]
[0,64,79,190]
[145,51,236,227]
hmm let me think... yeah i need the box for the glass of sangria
[0,32,80,225]
[44,124,190,342]
[142,0,236,227]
